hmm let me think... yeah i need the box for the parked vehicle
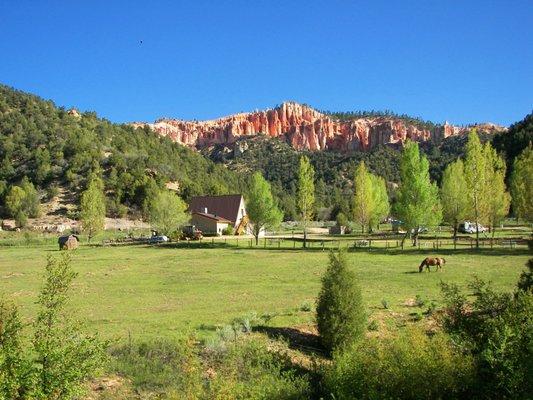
[149,235,169,244]
[459,221,487,234]
[181,225,203,240]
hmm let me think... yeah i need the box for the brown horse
[419,257,446,272]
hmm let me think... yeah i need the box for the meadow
[0,234,529,343]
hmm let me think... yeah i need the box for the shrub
[109,336,203,398]
[367,320,379,331]
[299,301,312,312]
[324,327,475,400]
[205,336,311,399]
[316,250,366,353]
[440,270,533,399]
[222,225,234,235]
[381,299,389,309]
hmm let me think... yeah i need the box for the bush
[109,336,203,397]
[222,225,234,235]
[440,274,533,399]
[316,250,366,353]
[324,327,475,400]
[205,336,311,399]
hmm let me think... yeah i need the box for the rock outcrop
[133,102,506,152]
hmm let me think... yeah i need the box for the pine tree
[510,144,533,222]
[297,156,315,248]
[441,159,470,239]
[246,172,283,245]
[394,141,442,246]
[79,175,106,242]
[316,250,366,353]
[464,131,490,247]
[352,161,374,233]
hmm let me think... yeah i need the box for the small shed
[58,235,79,250]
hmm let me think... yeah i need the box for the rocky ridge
[133,102,506,152]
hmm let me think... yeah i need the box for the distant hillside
[0,84,244,220]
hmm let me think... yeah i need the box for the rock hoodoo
[133,102,505,152]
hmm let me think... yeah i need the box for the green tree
[369,174,390,232]
[148,189,189,236]
[297,156,315,248]
[33,254,107,399]
[316,251,366,353]
[79,175,106,242]
[484,143,510,237]
[441,159,470,239]
[20,177,40,218]
[352,161,374,233]
[246,172,283,245]
[5,186,26,220]
[394,141,442,246]
[464,131,490,248]
[510,144,533,222]
[0,300,33,399]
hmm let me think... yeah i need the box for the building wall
[191,214,229,235]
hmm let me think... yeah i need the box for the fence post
[264,238,266,249]
[369,239,372,249]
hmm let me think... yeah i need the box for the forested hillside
[0,85,244,219]
[0,84,530,223]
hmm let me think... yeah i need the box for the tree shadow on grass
[254,325,327,357]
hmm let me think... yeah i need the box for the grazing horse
[419,257,446,272]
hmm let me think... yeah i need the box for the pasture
[0,235,529,343]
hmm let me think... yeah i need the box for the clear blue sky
[1,1,531,126]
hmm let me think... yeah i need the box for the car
[458,221,487,234]
[149,235,169,244]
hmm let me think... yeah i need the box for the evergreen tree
[394,141,442,246]
[316,250,366,353]
[297,156,315,248]
[352,161,374,233]
[441,159,470,239]
[369,174,390,232]
[148,189,189,236]
[79,175,106,242]
[464,131,490,247]
[484,143,510,237]
[510,144,533,222]
[246,172,283,245]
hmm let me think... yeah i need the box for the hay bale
[58,235,79,250]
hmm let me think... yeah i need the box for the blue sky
[0,1,531,126]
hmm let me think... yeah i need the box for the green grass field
[1,236,529,343]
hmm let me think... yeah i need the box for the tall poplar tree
[369,174,390,232]
[441,159,469,239]
[464,131,490,247]
[510,144,533,222]
[484,143,510,237]
[352,162,374,233]
[297,156,315,248]
[394,141,442,246]
[79,175,106,242]
[247,172,283,245]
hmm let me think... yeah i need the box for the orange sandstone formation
[133,102,505,152]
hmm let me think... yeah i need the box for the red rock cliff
[133,102,505,151]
